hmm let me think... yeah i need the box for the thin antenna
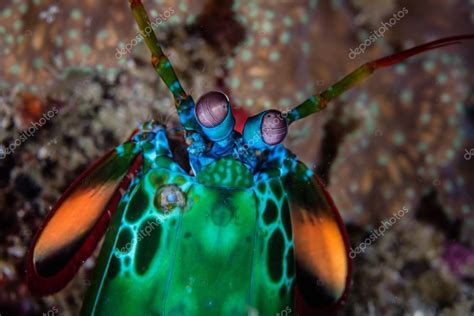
[287,34,474,124]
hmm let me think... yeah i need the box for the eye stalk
[195,91,235,142]
[261,110,288,145]
[243,110,288,149]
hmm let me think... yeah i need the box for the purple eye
[195,91,230,128]
[261,110,288,145]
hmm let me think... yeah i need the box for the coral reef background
[0,0,473,315]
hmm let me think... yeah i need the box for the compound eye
[261,110,288,145]
[195,91,235,142]
[242,110,288,149]
[195,91,230,128]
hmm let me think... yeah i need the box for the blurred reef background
[0,0,474,315]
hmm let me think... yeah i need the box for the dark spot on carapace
[116,227,133,255]
[267,229,285,282]
[281,199,293,240]
[286,247,295,278]
[135,218,162,275]
[149,173,167,186]
[107,254,120,280]
[270,181,283,199]
[126,186,149,222]
[263,200,278,225]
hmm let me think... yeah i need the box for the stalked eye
[195,91,230,128]
[195,91,235,142]
[261,110,288,145]
[242,110,288,149]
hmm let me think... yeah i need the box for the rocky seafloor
[1,0,473,315]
